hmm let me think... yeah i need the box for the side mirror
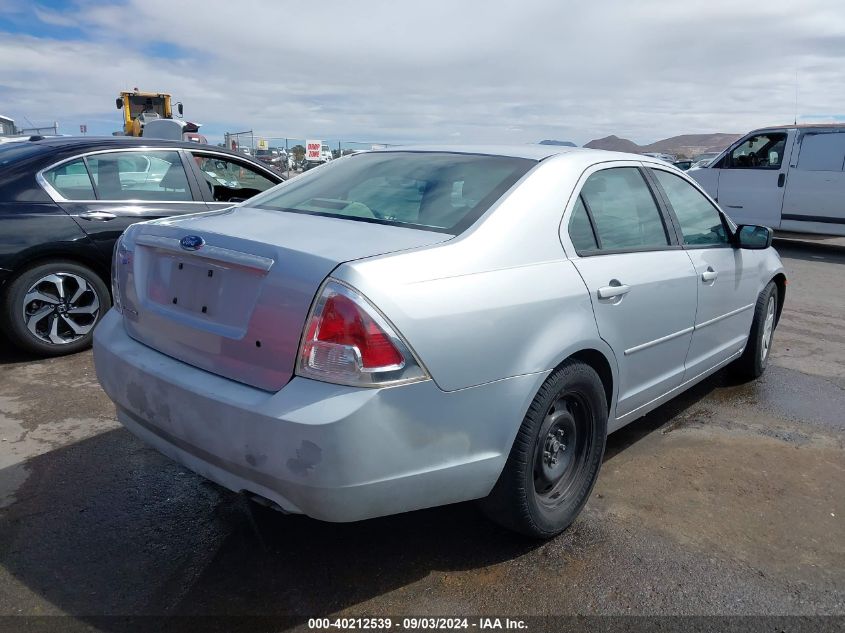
[116,98,123,110]
[176,102,184,117]
[736,224,773,249]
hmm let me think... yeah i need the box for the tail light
[111,234,132,314]
[297,280,429,387]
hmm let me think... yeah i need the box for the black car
[0,136,284,356]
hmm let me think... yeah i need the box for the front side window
[724,132,787,169]
[42,159,95,200]
[191,153,277,202]
[246,152,533,233]
[86,150,191,201]
[795,132,845,171]
[652,170,729,246]
[579,167,669,250]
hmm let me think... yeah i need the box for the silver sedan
[94,146,785,538]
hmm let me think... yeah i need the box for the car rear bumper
[93,309,545,522]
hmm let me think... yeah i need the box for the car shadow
[0,333,40,365]
[603,367,743,461]
[0,367,744,630]
[773,238,845,266]
[0,428,542,629]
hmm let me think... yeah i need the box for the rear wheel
[480,360,607,539]
[1,260,110,356]
[732,281,778,380]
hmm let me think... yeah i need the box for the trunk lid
[119,207,450,391]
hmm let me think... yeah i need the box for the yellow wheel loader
[116,89,183,137]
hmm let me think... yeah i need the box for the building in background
[0,115,16,136]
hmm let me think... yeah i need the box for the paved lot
[0,239,842,628]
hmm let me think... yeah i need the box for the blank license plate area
[148,257,223,316]
[144,249,265,331]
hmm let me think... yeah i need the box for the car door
[711,130,795,228]
[780,129,845,234]
[186,150,281,208]
[41,148,208,258]
[648,167,759,378]
[563,164,698,420]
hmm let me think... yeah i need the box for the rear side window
[580,168,669,250]
[652,170,729,246]
[246,152,533,234]
[86,150,191,201]
[568,196,598,252]
[796,132,845,171]
[43,159,95,200]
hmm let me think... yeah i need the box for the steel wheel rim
[761,296,776,362]
[533,392,592,507]
[21,272,100,345]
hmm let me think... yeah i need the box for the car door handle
[777,173,786,187]
[701,268,718,282]
[597,282,631,299]
[78,211,117,221]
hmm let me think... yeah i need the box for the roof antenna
[794,70,799,126]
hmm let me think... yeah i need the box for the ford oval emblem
[180,235,205,251]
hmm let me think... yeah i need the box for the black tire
[732,281,779,381]
[1,260,110,357]
[480,360,608,539]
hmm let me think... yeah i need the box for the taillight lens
[297,280,429,387]
[111,235,132,314]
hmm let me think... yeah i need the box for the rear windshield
[246,151,534,234]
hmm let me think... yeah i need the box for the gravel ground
[0,239,842,631]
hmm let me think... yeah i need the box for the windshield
[128,95,166,119]
[246,152,533,234]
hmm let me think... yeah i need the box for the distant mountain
[583,135,641,153]
[584,133,742,158]
[538,139,577,147]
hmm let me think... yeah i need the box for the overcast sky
[1,0,844,146]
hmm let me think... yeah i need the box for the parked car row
[642,151,676,163]
[691,151,721,168]
[0,136,284,355]
[635,151,723,172]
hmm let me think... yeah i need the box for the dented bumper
[93,310,544,522]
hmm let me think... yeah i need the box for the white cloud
[2,0,845,144]
[33,5,79,27]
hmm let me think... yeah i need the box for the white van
[689,124,845,236]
